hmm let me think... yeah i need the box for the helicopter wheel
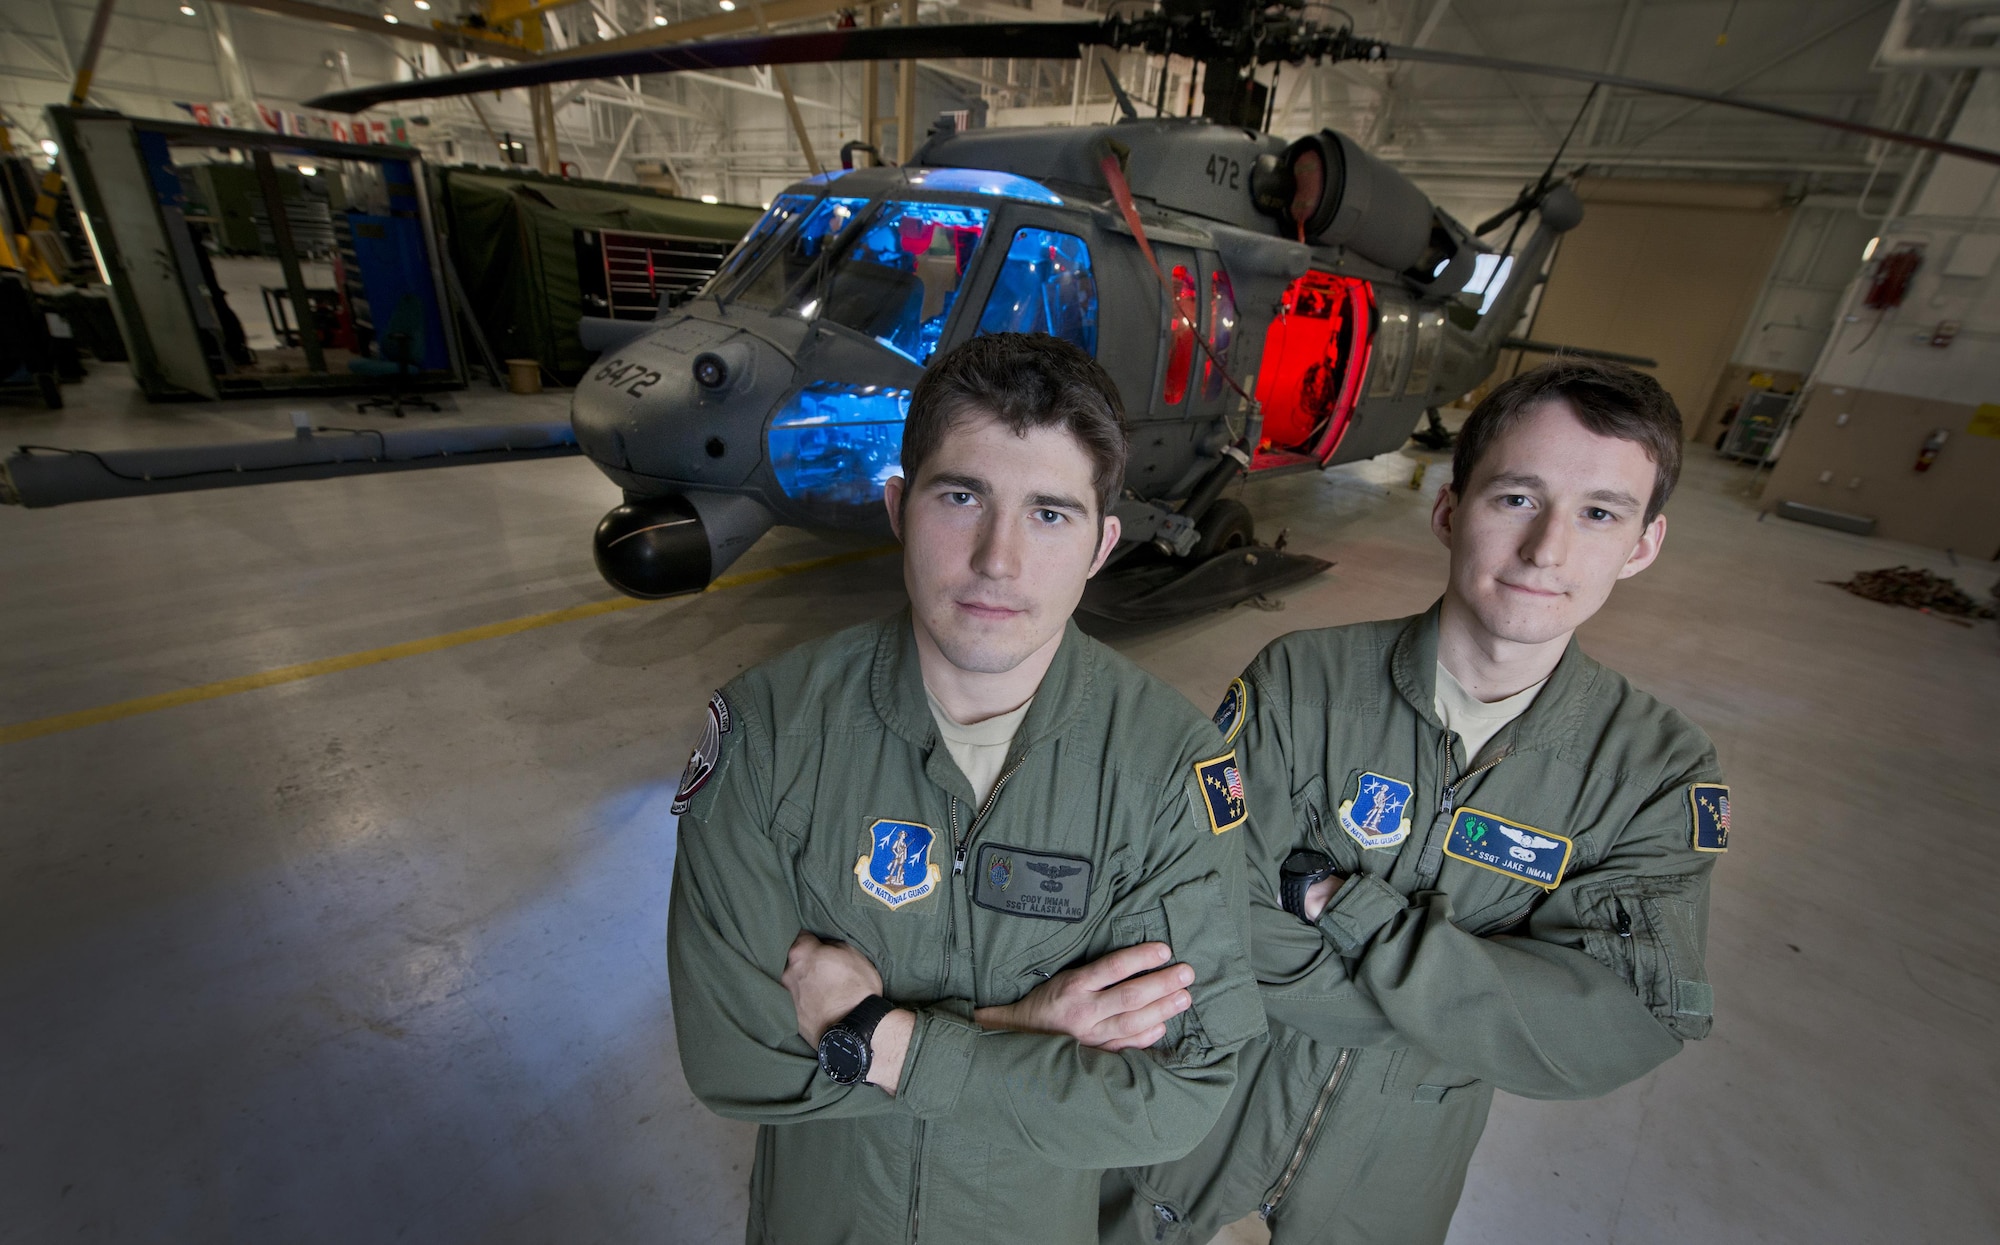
[1189,498,1255,561]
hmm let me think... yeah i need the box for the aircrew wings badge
[671,691,732,815]
[1196,751,1248,834]
[1212,678,1248,745]
[1690,783,1730,852]
[854,819,941,910]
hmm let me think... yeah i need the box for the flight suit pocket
[1159,873,1265,1060]
[1575,873,1713,1041]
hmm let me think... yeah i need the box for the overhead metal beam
[567,0,852,58]
[208,0,536,61]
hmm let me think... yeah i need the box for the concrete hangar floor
[2,369,1996,1245]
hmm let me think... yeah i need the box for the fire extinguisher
[1915,429,1948,472]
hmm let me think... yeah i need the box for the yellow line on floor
[0,545,899,748]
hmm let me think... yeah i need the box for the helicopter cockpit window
[1202,270,1238,401]
[1162,264,1199,406]
[733,196,867,309]
[802,201,989,365]
[707,192,815,297]
[767,381,913,509]
[973,228,1097,354]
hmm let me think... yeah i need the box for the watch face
[1282,848,1334,879]
[818,1027,870,1085]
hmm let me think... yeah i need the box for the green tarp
[437,168,760,383]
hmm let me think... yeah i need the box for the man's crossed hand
[780,932,1198,1094]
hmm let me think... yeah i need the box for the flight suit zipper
[1258,1046,1354,1220]
[941,760,1025,989]
[1416,730,1506,890]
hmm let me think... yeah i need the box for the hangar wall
[1517,178,1795,429]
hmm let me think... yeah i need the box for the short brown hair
[1452,358,1683,522]
[901,333,1129,518]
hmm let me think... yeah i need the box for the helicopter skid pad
[1079,546,1332,625]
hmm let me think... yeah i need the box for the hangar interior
[2,0,1997,1241]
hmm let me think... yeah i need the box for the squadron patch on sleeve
[1211,678,1248,745]
[854,819,941,910]
[1195,751,1249,834]
[1689,783,1730,853]
[670,691,732,815]
[1338,771,1414,850]
[1443,807,1573,890]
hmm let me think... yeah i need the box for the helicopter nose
[570,324,789,490]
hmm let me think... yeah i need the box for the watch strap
[838,993,896,1043]
[1280,850,1337,922]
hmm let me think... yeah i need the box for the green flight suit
[1106,604,1726,1244]
[668,612,1267,1245]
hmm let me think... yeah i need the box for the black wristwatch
[1280,849,1339,923]
[817,994,897,1085]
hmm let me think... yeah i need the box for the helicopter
[10,2,2000,621]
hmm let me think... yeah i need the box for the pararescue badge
[1212,678,1248,745]
[1338,771,1414,850]
[1444,807,1573,890]
[1690,783,1731,852]
[671,691,732,814]
[973,843,1091,922]
[854,819,941,910]
[1196,751,1248,834]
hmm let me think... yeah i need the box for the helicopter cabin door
[1250,271,1375,468]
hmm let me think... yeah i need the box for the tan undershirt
[1433,661,1548,767]
[925,688,1034,806]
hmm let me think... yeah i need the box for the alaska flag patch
[853,819,941,910]
[1212,678,1248,745]
[1690,783,1730,852]
[1338,771,1414,850]
[1196,751,1248,834]
[1444,807,1573,890]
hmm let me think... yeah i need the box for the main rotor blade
[1379,43,2000,167]
[306,21,1108,112]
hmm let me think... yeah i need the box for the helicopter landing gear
[1409,407,1456,451]
[1189,498,1255,560]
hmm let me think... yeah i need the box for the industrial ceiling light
[383,11,398,22]
[700,193,719,203]
[652,13,667,23]
[718,1,735,10]
[1863,236,1881,262]
[298,165,318,176]
[178,3,196,13]
[41,139,59,156]
[415,0,431,8]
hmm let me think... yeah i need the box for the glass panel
[1463,254,1514,315]
[768,381,912,507]
[974,228,1097,354]
[1202,269,1237,400]
[806,201,988,365]
[733,196,867,309]
[1162,263,1197,406]
[896,167,1064,205]
[706,192,813,297]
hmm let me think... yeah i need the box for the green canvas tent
[436,168,760,384]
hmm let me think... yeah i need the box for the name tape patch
[854,819,941,910]
[671,690,732,814]
[1443,807,1573,890]
[1690,783,1730,852]
[1212,678,1248,745]
[973,844,1092,922]
[1339,771,1414,850]
[1196,751,1248,834]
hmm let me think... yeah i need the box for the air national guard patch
[1444,807,1573,890]
[854,819,941,910]
[1339,772,1414,850]
[1212,678,1248,745]
[671,691,732,814]
[1690,783,1731,852]
[1196,751,1248,834]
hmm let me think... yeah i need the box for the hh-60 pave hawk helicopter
[9,2,2000,620]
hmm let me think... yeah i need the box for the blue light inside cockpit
[900,167,1064,205]
[768,382,913,507]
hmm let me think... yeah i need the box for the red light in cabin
[1253,272,1374,464]
[1163,264,1197,405]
